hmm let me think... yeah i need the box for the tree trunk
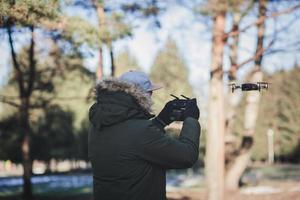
[20,97,33,200]
[225,12,242,167]
[227,12,241,82]
[22,26,36,200]
[96,47,104,80]
[225,0,267,191]
[7,25,36,200]
[45,160,51,174]
[110,46,115,77]
[225,70,263,190]
[7,25,33,200]
[206,9,226,200]
[92,0,106,80]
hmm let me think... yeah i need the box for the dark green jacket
[88,78,201,200]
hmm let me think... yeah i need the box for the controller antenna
[180,95,190,100]
[170,94,179,99]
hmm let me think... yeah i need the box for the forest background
[0,0,299,200]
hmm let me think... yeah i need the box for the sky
[1,1,300,102]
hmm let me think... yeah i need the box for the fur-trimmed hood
[95,78,153,113]
[89,78,154,129]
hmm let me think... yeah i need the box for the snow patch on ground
[241,186,282,195]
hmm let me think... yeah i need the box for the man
[88,70,201,200]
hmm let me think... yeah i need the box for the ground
[0,164,299,200]
[1,183,300,200]
[167,180,300,200]
[168,164,300,200]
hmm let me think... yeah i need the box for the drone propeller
[257,81,269,84]
[228,83,236,86]
[257,82,272,86]
[265,83,269,90]
[257,82,271,91]
[228,83,237,93]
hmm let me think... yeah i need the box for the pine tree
[0,2,60,199]
[114,50,142,77]
[0,2,96,197]
[252,66,300,162]
[0,43,93,150]
[149,38,193,114]
[232,66,300,163]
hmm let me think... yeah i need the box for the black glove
[152,96,200,129]
[153,99,178,128]
[183,98,200,120]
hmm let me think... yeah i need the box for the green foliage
[150,38,194,113]
[233,66,300,162]
[63,16,101,48]
[72,0,133,46]
[114,50,141,77]
[103,12,132,43]
[0,104,86,163]
[0,0,106,166]
[194,0,252,16]
[51,67,94,130]
[255,66,300,162]
[0,0,110,50]
[120,1,165,28]
[0,38,94,163]
[76,118,89,161]
[32,105,76,161]
[0,115,22,163]
[0,0,59,26]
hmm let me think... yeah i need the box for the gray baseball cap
[119,70,163,92]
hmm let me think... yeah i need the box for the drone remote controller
[169,94,196,121]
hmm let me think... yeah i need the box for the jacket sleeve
[135,117,201,169]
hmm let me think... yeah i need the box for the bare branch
[0,95,19,99]
[272,14,299,36]
[26,26,36,97]
[254,0,267,67]
[236,38,275,70]
[26,95,89,110]
[224,3,300,40]
[0,96,20,107]
[264,47,300,55]
[239,1,255,19]
[263,39,300,55]
[7,25,25,96]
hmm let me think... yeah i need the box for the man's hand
[153,97,200,129]
[183,98,200,120]
[154,99,178,128]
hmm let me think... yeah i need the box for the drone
[228,82,270,93]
